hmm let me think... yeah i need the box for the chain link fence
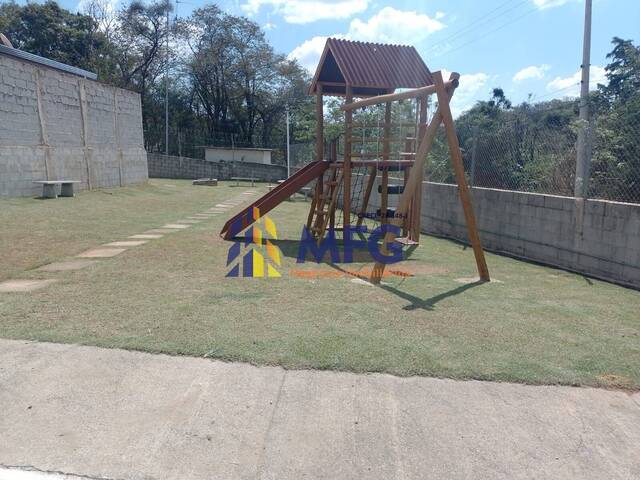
[425,107,640,204]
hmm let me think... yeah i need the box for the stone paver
[103,240,148,247]
[0,279,56,293]
[145,229,177,234]
[0,339,638,480]
[162,224,191,229]
[77,248,126,258]
[36,260,95,272]
[129,234,164,239]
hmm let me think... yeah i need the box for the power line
[530,82,581,102]
[429,0,530,52]
[433,5,539,58]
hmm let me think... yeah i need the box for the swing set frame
[307,40,490,283]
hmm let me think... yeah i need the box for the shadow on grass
[229,235,482,310]
[325,261,486,311]
[379,281,486,311]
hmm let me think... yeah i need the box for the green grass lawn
[1,179,639,389]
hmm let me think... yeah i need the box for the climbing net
[334,98,421,230]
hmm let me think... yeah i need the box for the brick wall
[0,52,147,197]
[354,177,640,288]
[147,153,287,183]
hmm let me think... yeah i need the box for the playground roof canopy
[309,38,433,98]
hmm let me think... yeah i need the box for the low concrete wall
[0,50,147,198]
[147,153,287,183]
[360,179,640,288]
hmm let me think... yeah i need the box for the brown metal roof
[310,38,433,97]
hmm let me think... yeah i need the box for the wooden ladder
[308,163,342,241]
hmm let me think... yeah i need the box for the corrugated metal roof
[310,38,432,96]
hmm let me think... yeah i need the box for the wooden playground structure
[221,38,489,283]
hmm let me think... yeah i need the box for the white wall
[204,148,271,165]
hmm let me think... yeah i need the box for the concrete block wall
[147,153,287,183]
[0,52,147,197]
[349,175,640,288]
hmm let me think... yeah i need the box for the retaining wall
[147,153,287,183]
[0,51,147,197]
[361,179,640,288]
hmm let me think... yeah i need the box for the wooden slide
[220,160,329,240]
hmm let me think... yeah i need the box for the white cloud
[531,0,579,9]
[546,66,606,96]
[513,64,550,82]
[289,35,338,71]
[442,69,490,117]
[241,0,368,24]
[348,7,445,44]
[289,7,446,71]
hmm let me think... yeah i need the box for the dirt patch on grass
[597,374,635,389]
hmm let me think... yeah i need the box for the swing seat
[377,163,408,172]
[376,208,397,219]
[378,184,404,194]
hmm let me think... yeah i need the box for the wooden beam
[410,97,428,242]
[315,84,324,161]
[342,73,459,111]
[433,71,490,281]
[309,84,324,231]
[343,85,353,231]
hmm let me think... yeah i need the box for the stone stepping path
[2,193,255,295]
[162,224,191,229]
[104,240,149,247]
[130,234,164,239]
[77,248,127,258]
[0,279,57,293]
[145,228,176,234]
[37,260,95,272]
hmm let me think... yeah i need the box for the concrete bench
[231,177,255,187]
[193,178,218,186]
[33,180,80,199]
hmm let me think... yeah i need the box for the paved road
[0,339,638,480]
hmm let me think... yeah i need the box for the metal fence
[425,110,640,204]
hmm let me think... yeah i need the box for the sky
[40,0,640,115]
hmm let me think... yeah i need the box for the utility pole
[285,105,291,177]
[574,0,592,197]
[164,7,169,155]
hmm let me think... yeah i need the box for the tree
[599,37,640,104]
[0,1,111,74]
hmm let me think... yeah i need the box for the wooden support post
[309,84,324,230]
[403,165,411,237]
[380,169,389,223]
[356,166,377,227]
[410,97,428,241]
[433,71,490,281]
[343,85,353,230]
[316,84,324,162]
[383,102,391,160]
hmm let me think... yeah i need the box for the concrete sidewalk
[0,339,638,480]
